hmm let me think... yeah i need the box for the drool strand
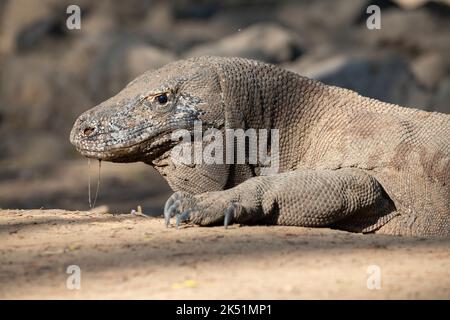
[88,158,92,209]
[92,160,102,209]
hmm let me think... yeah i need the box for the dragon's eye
[156,93,168,104]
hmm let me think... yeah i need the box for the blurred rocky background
[0,0,449,213]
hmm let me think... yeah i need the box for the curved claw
[176,210,192,229]
[164,200,181,227]
[164,197,173,215]
[224,203,236,229]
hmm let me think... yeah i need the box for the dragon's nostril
[83,127,95,136]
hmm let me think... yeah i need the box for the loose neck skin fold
[212,58,330,171]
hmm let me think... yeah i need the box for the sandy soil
[1,209,449,299]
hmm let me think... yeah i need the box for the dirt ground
[1,208,449,299]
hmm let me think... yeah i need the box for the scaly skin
[70,56,450,236]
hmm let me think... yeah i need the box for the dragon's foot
[163,191,241,229]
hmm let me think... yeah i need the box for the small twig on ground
[131,205,150,218]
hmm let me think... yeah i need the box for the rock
[393,0,450,9]
[185,23,304,64]
[124,44,177,83]
[277,0,365,39]
[100,0,154,23]
[172,1,220,19]
[0,0,52,54]
[285,52,429,109]
[433,76,450,114]
[139,1,174,39]
[355,5,450,56]
[0,0,95,54]
[86,36,177,101]
[411,52,449,89]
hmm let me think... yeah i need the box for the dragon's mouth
[75,134,177,163]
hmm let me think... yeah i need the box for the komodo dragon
[70,56,450,236]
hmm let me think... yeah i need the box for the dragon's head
[70,57,225,163]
